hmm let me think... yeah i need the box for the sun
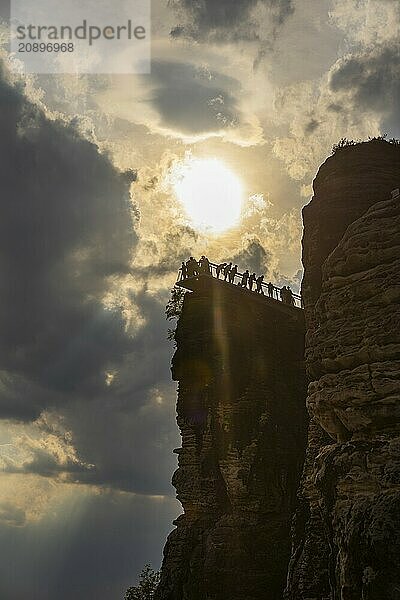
[169,157,244,234]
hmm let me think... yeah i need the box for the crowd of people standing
[180,257,297,306]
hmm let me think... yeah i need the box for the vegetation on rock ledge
[124,564,160,600]
[165,286,185,342]
[332,134,400,154]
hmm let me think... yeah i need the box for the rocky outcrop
[156,140,400,600]
[156,280,308,600]
[302,139,400,329]
[285,140,400,600]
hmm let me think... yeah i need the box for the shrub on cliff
[124,564,160,600]
[166,286,185,342]
[332,134,400,154]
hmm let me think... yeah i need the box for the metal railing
[177,260,303,309]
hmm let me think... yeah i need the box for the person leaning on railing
[256,275,264,294]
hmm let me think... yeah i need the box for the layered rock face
[285,140,400,599]
[156,280,307,600]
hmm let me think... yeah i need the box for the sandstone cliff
[156,280,308,600]
[285,140,400,600]
[156,139,400,600]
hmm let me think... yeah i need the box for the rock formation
[285,139,400,600]
[156,280,308,600]
[156,139,400,600]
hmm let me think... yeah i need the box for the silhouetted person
[224,262,232,281]
[198,255,211,275]
[268,282,274,298]
[186,257,199,277]
[248,272,256,291]
[281,286,292,304]
[181,261,187,280]
[240,269,249,287]
[287,287,295,306]
[185,258,193,277]
[256,275,264,294]
[198,256,205,274]
[216,263,226,279]
[229,264,238,283]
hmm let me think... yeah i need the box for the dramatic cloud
[150,61,242,135]
[329,0,400,47]
[170,0,294,42]
[1,379,179,495]
[0,411,95,480]
[0,61,138,421]
[92,58,264,145]
[0,61,183,600]
[329,44,400,134]
[268,0,400,182]
[271,70,384,181]
[0,57,184,499]
[0,58,184,507]
[327,0,400,135]
[134,60,264,144]
[231,235,272,275]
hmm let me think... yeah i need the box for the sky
[0,0,399,598]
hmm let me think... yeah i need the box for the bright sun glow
[169,157,244,234]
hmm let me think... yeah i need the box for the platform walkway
[176,261,303,310]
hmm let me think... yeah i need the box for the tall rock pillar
[285,139,400,600]
[156,278,308,600]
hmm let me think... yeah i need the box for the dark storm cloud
[0,62,137,421]
[149,61,242,135]
[0,371,57,422]
[1,287,179,494]
[3,446,94,478]
[329,44,400,134]
[231,236,271,275]
[60,289,180,495]
[170,0,293,42]
[64,387,179,495]
[0,59,181,501]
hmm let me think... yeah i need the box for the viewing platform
[176,260,303,311]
